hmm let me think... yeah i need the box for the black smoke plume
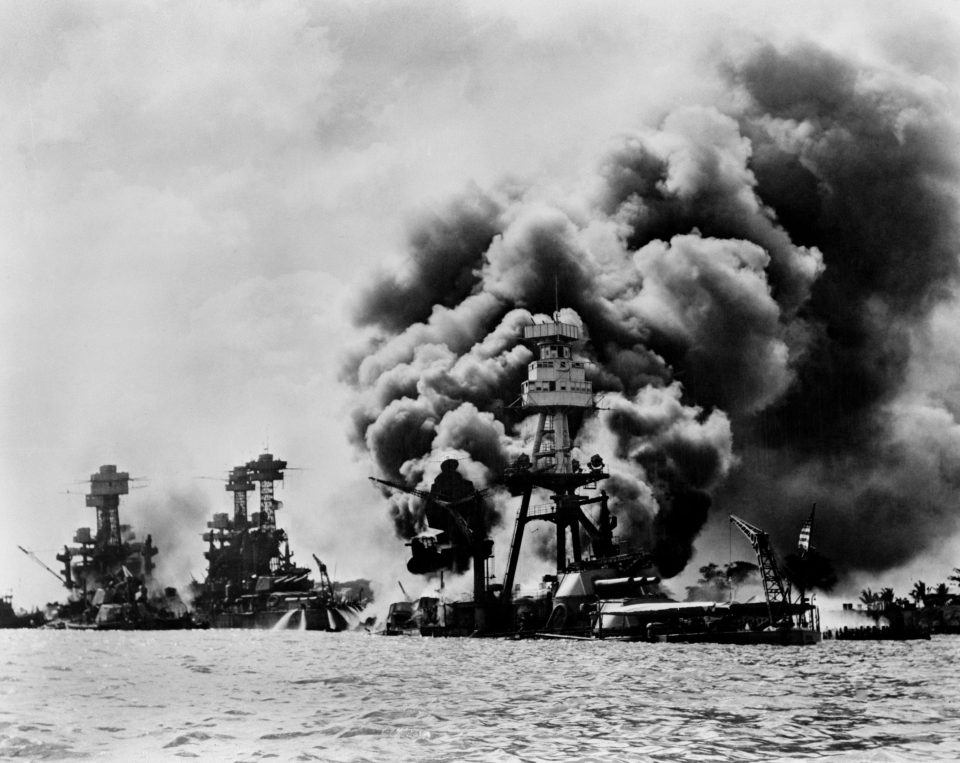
[716,42,960,573]
[345,39,960,582]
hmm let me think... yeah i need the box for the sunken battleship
[374,311,820,644]
[45,465,195,629]
[193,453,369,630]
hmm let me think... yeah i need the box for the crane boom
[729,515,790,625]
[368,476,490,543]
[369,476,434,502]
[17,545,66,585]
[311,554,333,593]
[368,477,490,507]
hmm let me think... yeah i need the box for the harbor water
[2,630,959,761]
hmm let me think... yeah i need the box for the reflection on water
[2,630,959,761]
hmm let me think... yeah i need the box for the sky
[3,0,960,612]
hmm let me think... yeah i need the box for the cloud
[3,1,959,609]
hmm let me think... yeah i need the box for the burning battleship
[193,453,370,630]
[373,311,820,643]
[42,465,196,629]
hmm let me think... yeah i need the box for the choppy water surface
[1,630,958,762]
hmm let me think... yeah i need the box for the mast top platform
[226,465,255,493]
[524,320,580,343]
[85,464,130,508]
[246,452,287,482]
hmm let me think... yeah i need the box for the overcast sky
[3,0,960,610]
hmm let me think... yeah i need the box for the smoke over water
[345,41,960,581]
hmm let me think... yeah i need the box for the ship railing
[526,504,557,519]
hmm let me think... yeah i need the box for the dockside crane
[311,553,335,596]
[729,515,791,627]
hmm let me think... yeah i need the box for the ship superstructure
[499,314,654,632]
[371,460,493,632]
[503,316,627,579]
[196,453,368,630]
[56,465,157,595]
[374,310,654,636]
[47,464,193,629]
[374,307,822,643]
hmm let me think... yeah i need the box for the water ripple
[1,631,959,761]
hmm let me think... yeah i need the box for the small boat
[0,594,44,629]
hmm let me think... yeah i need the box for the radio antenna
[554,274,560,320]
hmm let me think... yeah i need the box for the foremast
[55,465,157,594]
[501,314,616,607]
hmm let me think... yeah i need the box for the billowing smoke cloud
[136,489,212,599]
[346,39,960,582]
[714,42,960,573]
[595,383,735,576]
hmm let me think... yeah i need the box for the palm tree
[949,568,960,588]
[699,563,722,581]
[910,580,927,606]
[927,582,951,606]
[879,587,895,603]
[859,588,876,605]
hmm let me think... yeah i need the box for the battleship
[373,311,822,643]
[42,465,197,629]
[192,453,370,630]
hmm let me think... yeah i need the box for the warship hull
[52,616,202,631]
[205,606,349,631]
[653,628,821,645]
